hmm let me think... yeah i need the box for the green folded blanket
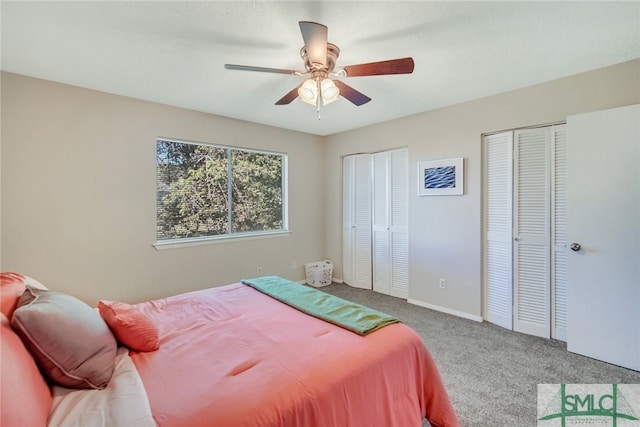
[241,276,399,336]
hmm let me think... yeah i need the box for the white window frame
[154,137,289,250]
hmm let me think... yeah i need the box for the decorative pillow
[0,313,53,426]
[10,286,117,389]
[0,272,48,318]
[98,300,160,352]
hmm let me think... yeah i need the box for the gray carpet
[319,283,640,427]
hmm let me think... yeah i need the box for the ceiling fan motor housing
[300,43,340,73]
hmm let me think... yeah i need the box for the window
[156,138,287,244]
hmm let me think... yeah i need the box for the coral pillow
[98,300,160,352]
[11,286,117,389]
[0,272,48,318]
[0,313,53,426]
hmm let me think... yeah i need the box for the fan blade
[334,80,371,106]
[299,21,327,67]
[225,64,302,76]
[342,57,415,77]
[275,85,301,105]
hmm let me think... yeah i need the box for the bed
[1,272,459,427]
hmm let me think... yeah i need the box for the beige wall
[1,72,325,305]
[324,59,640,319]
[3,60,639,316]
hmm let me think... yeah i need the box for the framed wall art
[418,157,464,196]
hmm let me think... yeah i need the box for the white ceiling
[2,1,639,136]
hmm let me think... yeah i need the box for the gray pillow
[10,285,117,389]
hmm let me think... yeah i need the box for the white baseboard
[298,278,342,285]
[299,278,342,285]
[407,298,483,323]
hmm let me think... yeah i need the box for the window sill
[153,230,291,251]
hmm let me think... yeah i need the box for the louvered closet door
[350,154,373,289]
[342,156,355,286]
[372,152,391,295]
[389,149,408,299]
[513,128,551,338]
[551,125,567,341]
[372,149,409,298]
[483,131,514,330]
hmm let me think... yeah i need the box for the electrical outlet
[257,267,263,275]
[439,278,446,289]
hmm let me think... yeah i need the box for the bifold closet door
[388,149,409,299]
[483,125,567,340]
[551,126,568,341]
[344,149,408,296]
[483,131,514,330]
[372,152,391,294]
[372,150,408,299]
[513,128,551,338]
[342,155,372,290]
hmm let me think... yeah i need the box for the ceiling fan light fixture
[225,21,416,109]
[298,78,318,105]
[320,78,339,105]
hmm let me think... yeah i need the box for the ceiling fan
[224,21,415,109]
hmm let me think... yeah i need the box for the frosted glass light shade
[321,79,339,105]
[298,79,317,105]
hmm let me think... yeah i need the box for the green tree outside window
[157,139,285,241]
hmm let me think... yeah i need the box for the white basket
[305,260,333,287]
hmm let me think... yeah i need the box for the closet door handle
[570,243,581,252]
[514,237,520,242]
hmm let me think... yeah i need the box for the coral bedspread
[130,282,459,427]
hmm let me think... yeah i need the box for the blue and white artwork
[424,166,456,189]
[418,158,463,196]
